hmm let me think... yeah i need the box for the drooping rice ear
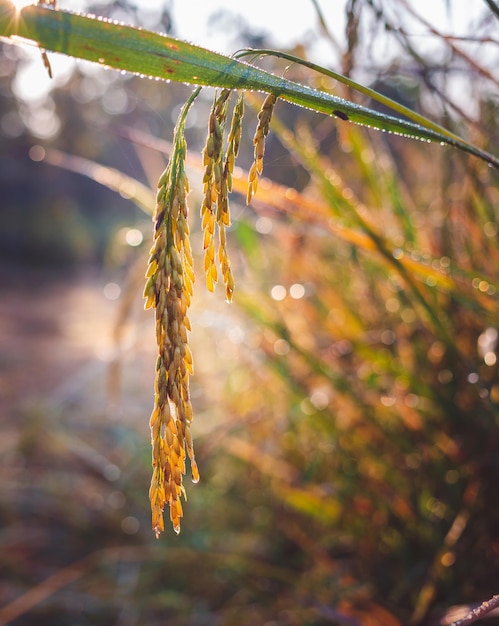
[200,89,239,301]
[247,93,277,205]
[145,94,199,537]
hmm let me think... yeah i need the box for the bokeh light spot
[125,228,143,246]
[270,285,286,301]
[103,282,121,300]
[255,216,273,234]
[289,283,305,299]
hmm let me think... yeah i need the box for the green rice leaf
[0,1,497,168]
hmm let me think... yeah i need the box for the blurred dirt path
[0,269,131,416]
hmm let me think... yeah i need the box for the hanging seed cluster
[247,93,277,204]
[144,89,276,535]
[201,90,245,302]
[144,122,198,537]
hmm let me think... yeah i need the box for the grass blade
[0,1,497,167]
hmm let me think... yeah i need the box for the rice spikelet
[247,93,277,205]
[218,92,244,301]
[144,95,199,537]
[201,90,242,302]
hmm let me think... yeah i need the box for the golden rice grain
[247,93,277,205]
[200,90,242,302]
[144,107,198,537]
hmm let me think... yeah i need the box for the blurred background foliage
[0,1,498,625]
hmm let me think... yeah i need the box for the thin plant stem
[450,594,499,626]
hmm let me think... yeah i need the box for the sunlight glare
[10,0,34,10]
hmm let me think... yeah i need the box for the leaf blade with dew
[1,1,497,168]
[234,48,467,144]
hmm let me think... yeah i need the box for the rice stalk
[144,89,200,536]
